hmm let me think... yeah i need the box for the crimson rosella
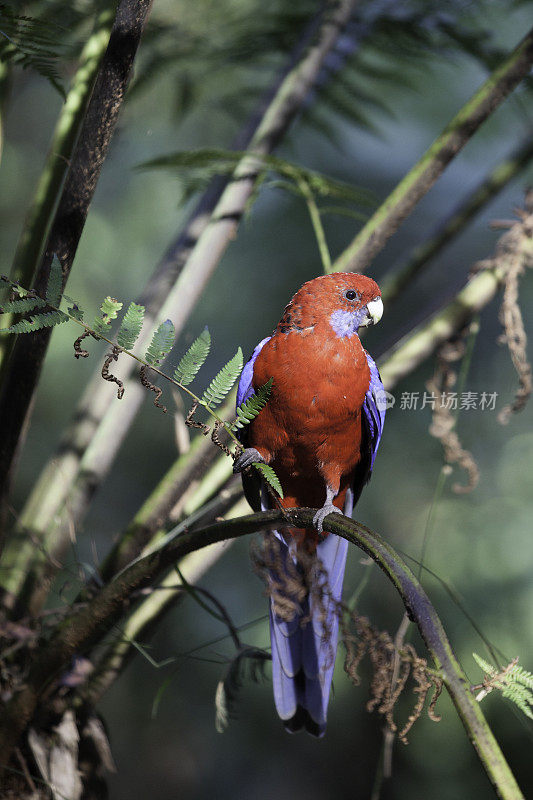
[234,273,385,736]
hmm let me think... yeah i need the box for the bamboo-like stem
[380,134,533,304]
[0,61,9,167]
[0,509,524,799]
[330,27,533,274]
[0,0,154,516]
[1,2,115,374]
[0,0,361,614]
[9,7,115,290]
[100,410,233,581]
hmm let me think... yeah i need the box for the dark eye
[345,290,359,301]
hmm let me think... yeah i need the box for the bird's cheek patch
[329,309,358,338]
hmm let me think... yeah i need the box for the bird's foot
[312,502,342,533]
[233,447,265,473]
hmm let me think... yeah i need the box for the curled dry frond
[140,364,166,413]
[472,190,533,425]
[427,327,479,494]
[101,346,124,400]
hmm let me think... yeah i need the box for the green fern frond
[511,665,533,690]
[46,254,63,306]
[253,462,283,498]
[201,347,243,407]
[501,684,533,720]
[117,302,145,350]
[0,296,46,314]
[137,148,375,208]
[0,310,68,334]
[93,297,123,336]
[473,653,533,720]
[472,653,497,676]
[0,6,65,96]
[145,319,175,365]
[174,327,211,386]
[232,378,273,430]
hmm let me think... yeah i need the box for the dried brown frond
[211,420,232,456]
[185,400,210,434]
[397,653,433,744]
[340,609,443,743]
[427,326,479,494]
[73,329,92,359]
[472,190,533,424]
[140,364,166,412]
[101,346,124,399]
[251,533,309,622]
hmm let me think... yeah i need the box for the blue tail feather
[269,525,349,737]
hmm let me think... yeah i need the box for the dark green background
[1,1,532,797]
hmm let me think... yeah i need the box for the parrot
[234,272,385,737]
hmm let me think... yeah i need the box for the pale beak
[360,297,383,327]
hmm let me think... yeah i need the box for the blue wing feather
[360,350,386,473]
[236,336,271,407]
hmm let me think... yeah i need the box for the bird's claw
[233,447,265,473]
[313,502,342,533]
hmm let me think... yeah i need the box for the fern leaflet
[253,462,283,498]
[0,296,46,314]
[473,653,533,720]
[117,302,145,350]
[0,6,65,96]
[232,378,273,430]
[0,310,68,334]
[139,148,374,207]
[174,327,211,386]
[145,319,175,365]
[93,297,123,336]
[46,254,63,306]
[201,347,243,407]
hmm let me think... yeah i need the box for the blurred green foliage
[0,0,532,798]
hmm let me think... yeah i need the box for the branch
[0,0,362,614]
[380,133,533,305]
[0,0,154,513]
[331,27,533,274]
[0,509,524,799]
